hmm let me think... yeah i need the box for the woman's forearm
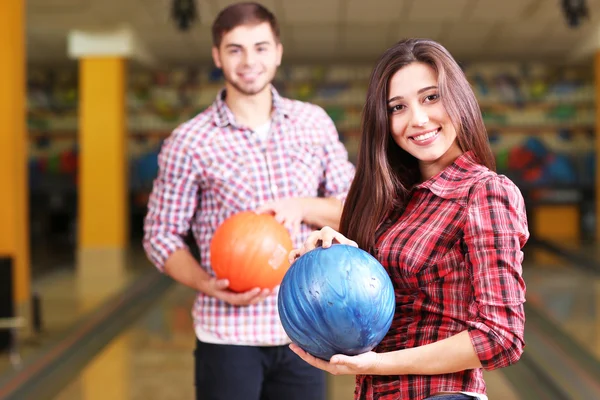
[373,330,482,375]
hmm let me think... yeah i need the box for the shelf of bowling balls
[27,123,596,139]
[478,100,595,109]
[28,130,173,138]
[485,124,594,134]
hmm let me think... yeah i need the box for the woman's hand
[288,226,358,263]
[289,343,380,375]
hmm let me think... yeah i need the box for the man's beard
[224,70,274,96]
[227,80,270,96]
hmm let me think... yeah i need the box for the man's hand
[256,198,307,238]
[199,276,274,306]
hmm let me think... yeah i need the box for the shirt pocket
[397,222,464,283]
[204,154,256,211]
[284,144,323,197]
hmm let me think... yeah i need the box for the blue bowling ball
[277,244,395,360]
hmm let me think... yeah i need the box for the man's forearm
[164,248,211,292]
[302,197,344,230]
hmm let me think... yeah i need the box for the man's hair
[212,2,280,47]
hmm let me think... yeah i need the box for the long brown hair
[340,38,495,251]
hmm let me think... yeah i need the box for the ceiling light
[562,0,589,28]
[172,0,198,31]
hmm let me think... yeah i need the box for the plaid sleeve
[463,176,529,370]
[315,107,355,201]
[143,133,200,272]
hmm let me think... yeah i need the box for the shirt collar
[415,151,484,199]
[213,85,289,128]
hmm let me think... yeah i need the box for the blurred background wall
[3,1,600,399]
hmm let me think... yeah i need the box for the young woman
[288,38,529,400]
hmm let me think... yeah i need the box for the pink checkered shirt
[143,86,355,345]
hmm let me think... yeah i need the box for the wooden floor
[2,245,598,400]
[50,284,522,400]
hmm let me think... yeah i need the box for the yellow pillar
[78,57,128,249]
[0,0,30,304]
[532,205,580,264]
[67,28,154,306]
[68,27,152,253]
[67,30,133,318]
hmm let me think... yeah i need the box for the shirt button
[271,184,278,193]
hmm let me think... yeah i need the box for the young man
[143,2,355,399]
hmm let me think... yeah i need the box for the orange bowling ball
[210,211,293,292]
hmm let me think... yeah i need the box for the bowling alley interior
[3,0,600,399]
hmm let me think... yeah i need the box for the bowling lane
[50,283,522,400]
[524,257,600,361]
[0,247,152,377]
[52,284,197,400]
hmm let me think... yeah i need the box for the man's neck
[225,84,273,129]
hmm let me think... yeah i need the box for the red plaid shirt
[143,87,355,346]
[356,152,529,400]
